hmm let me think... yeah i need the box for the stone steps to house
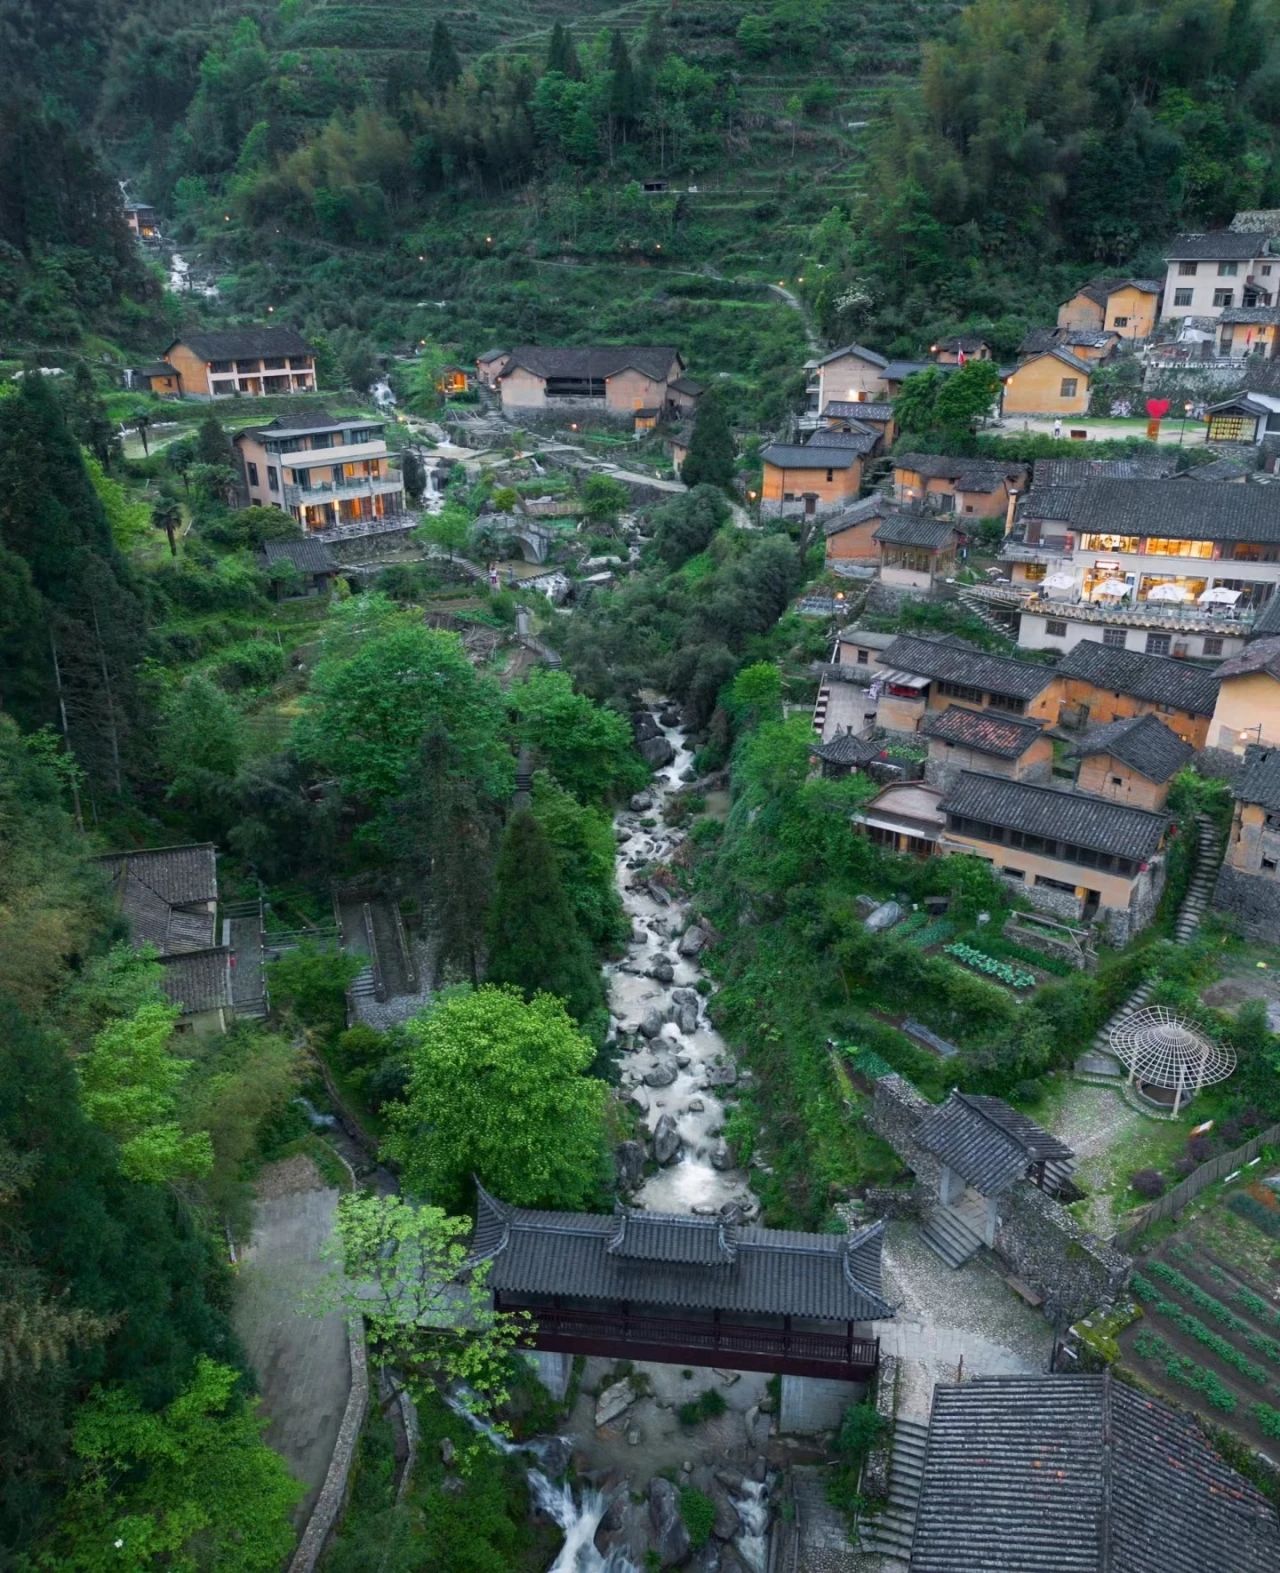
[812,681,830,735]
[956,589,1016,639]
[919,1205,984,1268]
[859,1418,929,1561]
[349,967,377,999]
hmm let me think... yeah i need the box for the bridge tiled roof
[471,1187,893,1323]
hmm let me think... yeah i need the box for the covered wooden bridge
[470,1186,892,1381]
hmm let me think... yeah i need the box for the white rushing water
[607,709,754,1217]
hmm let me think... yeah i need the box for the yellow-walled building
[1002,350,1093,417]
[760,442,863,518]
[1057,277,1161,339]
[1208,640,1280,753]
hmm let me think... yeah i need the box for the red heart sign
[1146,398,1170,419]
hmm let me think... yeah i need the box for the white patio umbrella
[1198,586,1241,605]
[1146,582,1189,603]
[1042,572,1075,592]
[1091,579,1129,599]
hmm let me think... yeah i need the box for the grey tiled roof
[1188,452,1258,480]
[940,771,1169,859]
[805,426,879,454]
[1234,746,1280,810]
[96,845,218,954]
[921,705,1046,760]
[910,1374,1280,1573]
[1066,275,1161,306]
[879,634,1054,701]
[933,335,990,353]
[1164,230,1275,261]
[882,359,956,382]
[1068,712,1193,783]
[1019,328,1115,355]
[1010,345,1093,374]
[499,345,680,381]
[1219,635,1280,680]
[158,948,232,1015]
[471,1188,893,1323]
[823,496,887,537]
[914,1091,1073,1195]
[668,376,703,396]
[1252,594,1280,637]
[810,342,888,369]
[873,512,958,550]
[893,453,1026,492]
[1022,476,1280,542]
[811,731,884,765]
[262,537,338,573]
[1032,455,1177,485]
[761,443,859,470]
[475,347,509,362]
[168,325,314,361]
[1218,306,1280,325]
[1054,639,1220,715]
[823,400,895,421]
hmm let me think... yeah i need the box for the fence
[1111,1121,1280,1250]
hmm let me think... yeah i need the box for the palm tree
[152,499,181,558]
[132,408,152,457]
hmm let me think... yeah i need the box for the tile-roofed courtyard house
[939,770,1170,939]
[470,1185,891,1381]
[892,453,1027,520]
[1057,276,1162,339]
[1017,325,1120,363]
[235,410,405,536]
[160,325,317,399]
[1000,347,1093,417]
[1214,744,1280,936]
[95,844,265,1032]
[823,496,892,573]
[1208,635,1280,751]
[496,345,685,418]
[473,348,509,388]
[871,634,1058,735]
[1067,712,1192,809]
[1161,228,1280,322]
[821,399,896,445]
[909,1373,1280,1573]
[760,441,864,519]
[873,510,960,591]
[802,342,889,416]
[1045,638,1221,746]
[920,705,1052,789]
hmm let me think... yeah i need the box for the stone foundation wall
[1212,863,1280,939]
[1018,879,1083,923]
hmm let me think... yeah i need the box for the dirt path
[233,1156,350,1525]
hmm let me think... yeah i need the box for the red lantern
[1146,398,1170,419]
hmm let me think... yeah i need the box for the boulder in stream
[708,1482,742,1542]
[638,1009,664,1038]
[625,1085,650,1115]
[649,1478,691,1567]
[643,1060,677,1087]
[659,707,681,727]
[640,734,676,768]
[630,791,655,812]
[678,925,708,958]
[631,711,661,741]
[595,1377,636,1427]
[709,1140,733,1171]
[651,960,675,984]
[614,1140,647,1190]
[652,1113,682,1165]
[677,1003,699,1034]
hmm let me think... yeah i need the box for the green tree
[78,1000,214,1183]
[531,772,629,949]
[421,499,471,560]
[85,456,150,551]
[158,675,245,804]
[38,1356,301,1571]
[328,1193,527,1416]
[389,985,607,1211]
[680,392,735,489]
[426,19,462,95]
[934,360,1002,434]
[515,669,645,804]
[195,412,231,467]
[131,407,152,457]
[61,362,120,471]
[736,14,772,59]
[652,484,730,568]
[486,811,605,1030]
[580,472,628,526]
[724,661,783,733]
[401,448,425,505]
[546,21,582,81]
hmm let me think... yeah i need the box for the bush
[835,1403,887,1466]
[266,944,361,1037]
[1131,1168,1167,1199]
[212,637,286,692]
[676,1388,727,1427]
[679,1487,716,1549]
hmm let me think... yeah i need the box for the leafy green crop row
[1228,1193,1280,1240]
[1145,1261,1280,1367]
[945,943,1036,990]
[1133,1329,1237,1412]
[1131,1274,1269,1388]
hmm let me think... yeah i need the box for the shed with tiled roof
[1069,713,1193,800]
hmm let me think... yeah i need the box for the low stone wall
[868,1076,1131,1324]
[1211,863,1280,939]
[288,1318,368,1573]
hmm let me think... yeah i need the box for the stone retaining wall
[288,1318,368,1573]
[1211,863,1280,939]
[869,1076,1131,1323]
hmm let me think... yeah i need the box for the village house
[1030,455,1179,487]
[94,845,265,1033]
[1161,229,1279,322]
[1002,480,1280,657]
[803,342,889,415]
[872,634,1058,734]
[907,1374,1279,1573]
[1067,712,1192,810]
[881,358,958,398]
[931,334,992,364]
[892,453,1027,518]
[496,345,685,419]
[436,364,470,396]
[124,201,158,240]
[1001,348,1093,417]
[822,399,896,445]
[1207,637,1280,752]
[938,770,1170,939]
[1057,277,1162,339]
[854,781,947,856]
[835,626,896,673]
[234,410,404,534]
[1017,327,1119,364]
[159,326,317,400]
[474,348,509,388]
[1203,388,1280,444]
[759,441,863,519]
[811,628,899,745]
[874,511,960,591]
[920,706,1053,790]
[1214,306,1280,360]
[667,376,702,418]
[823,496,892,572]
[1214,744,1280,937]
[124,360,182,397]
[1045,639,1220,746]
[259,536,340,599]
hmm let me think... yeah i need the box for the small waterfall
[734,1480,770,1573]
[371,378,397,410]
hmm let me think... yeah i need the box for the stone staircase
[858,1416,929,1564]
[812,678,831,736]
[919,1205,985,1268]
[1174,813,1223,943]
[956,587,1018,639]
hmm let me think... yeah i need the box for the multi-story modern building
[234,410,405,534]
[160,326,317,399]
[1160,230,1279,322]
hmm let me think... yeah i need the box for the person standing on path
[1052,417,1062,439]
